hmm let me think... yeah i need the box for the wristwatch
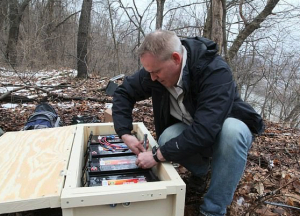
[152,146,160,162]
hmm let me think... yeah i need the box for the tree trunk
[45,0,56,64]
[77,0,92,78]
[108,0,120,76]
[203,0,223,52]
[0,0,8,32]
[5,0,31,67]
[156,0,166,29]
[203,0,212,39]
[6,0,21,67]
[221,0,227,57]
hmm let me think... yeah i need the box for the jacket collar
[181,37,218,93]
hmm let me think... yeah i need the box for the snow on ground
[1,103,19,109]
[0,68,78,98]
[0,86,20,93]
[0,103,36,109]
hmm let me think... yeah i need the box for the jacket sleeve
[112,69,152,137]
[160,57,236,162]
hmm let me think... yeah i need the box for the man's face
[140,52,182,88]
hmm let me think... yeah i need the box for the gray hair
[137,30,182,61]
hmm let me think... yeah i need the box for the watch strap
[152,146,160,162]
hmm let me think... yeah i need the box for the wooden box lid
[0,125,76,214]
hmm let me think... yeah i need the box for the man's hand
[121,134,146,155]
[136,151,157,169]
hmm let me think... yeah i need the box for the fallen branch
[33,86,112,103]
[264,201,300,211]
[0,86,26,101]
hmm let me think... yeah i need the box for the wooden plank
[0,125,76,214]
[61,182,167,208]
[64,125,85,189]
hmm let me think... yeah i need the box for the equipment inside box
[90,155,138,172]
[82,131,159,187]
[87,170,159,187]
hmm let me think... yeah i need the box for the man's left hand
[136,151,157,169]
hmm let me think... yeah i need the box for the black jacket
[112,37,264,162]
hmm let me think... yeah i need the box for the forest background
[0,0,299,127]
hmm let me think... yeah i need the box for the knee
[216,118,253,153]
[158,122,188,147]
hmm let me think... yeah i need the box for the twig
[245,178,299,215]
[285,148,293,157]
[264,201,300,210]
[258,178,298,200]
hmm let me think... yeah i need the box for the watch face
[152,146,157,153]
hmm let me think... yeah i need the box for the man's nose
[150,73,157,81]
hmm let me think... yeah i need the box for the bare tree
[118,0,154,69]
[77,0,93,78]
[107,0,121,76]
[156,0,166,29]
[226,0,280,62]
[0,0,8,32]
[203,0,224,52]
[281,61,300,127]
[5,0,31,66]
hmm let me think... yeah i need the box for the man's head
[138,30,183,88]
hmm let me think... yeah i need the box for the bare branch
[51,11,81,32]
[163,2,206,18]
[227,0,280,62]
[239,0,248,25]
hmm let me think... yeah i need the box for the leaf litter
[0,69,299,216]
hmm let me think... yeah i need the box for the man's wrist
[152,146,165,162]
[157,148,165,162]
[121,134,131,140]
[152,146,160,162]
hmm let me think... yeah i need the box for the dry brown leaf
[255,206,280,216]
[292,179,300,193]
[254,182,265,195]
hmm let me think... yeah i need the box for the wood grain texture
[0,125,76,213]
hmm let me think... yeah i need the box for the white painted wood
[62,197,174,216]
[61,182,167,208]
[0,126,76,214]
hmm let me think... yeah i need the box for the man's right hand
[121,134,146,155]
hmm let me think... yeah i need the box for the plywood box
[0,123,186,216]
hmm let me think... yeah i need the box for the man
[112,30,264,216]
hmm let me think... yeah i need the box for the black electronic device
[82,132,160,187]
[89,144,132,156]
[89,155,139,172]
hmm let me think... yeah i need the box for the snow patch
[0,87,20,93]
[1,103,18,109]
[57,102,75,109]
[237,197,244,206]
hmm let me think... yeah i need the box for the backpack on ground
[23,102,62,130]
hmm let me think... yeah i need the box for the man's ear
[172,52,181,65]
